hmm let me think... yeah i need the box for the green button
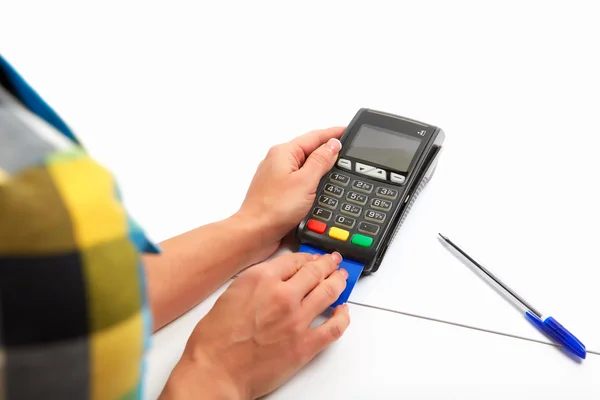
[351,233,373,248]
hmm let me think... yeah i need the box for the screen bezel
[345,124,422,173]
[338,110,435,182]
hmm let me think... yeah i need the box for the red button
[307,219,327,234]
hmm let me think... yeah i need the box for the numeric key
[329,172,350,186]
[340,203,362,217]
[376,187,398,199]
[318,195,338,209]
[371,198,392,211]
[352,180,373,193]
[335,215,356,229]
[324,183,344,198]
[365,209,386,223]
[346,191,368,205]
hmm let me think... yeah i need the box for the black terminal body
[296,108,445,274]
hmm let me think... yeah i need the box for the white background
[2,1,599,398]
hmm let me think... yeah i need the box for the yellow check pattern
[0,54,159,400]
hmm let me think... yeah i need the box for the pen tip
[438,233,448,241]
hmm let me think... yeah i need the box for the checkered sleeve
[0,55,159,400]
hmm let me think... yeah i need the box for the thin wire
[348,300,600,356]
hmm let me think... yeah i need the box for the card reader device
[295,108,445,306]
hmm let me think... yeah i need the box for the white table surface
[2,1,599,397]
[144,280,600,399]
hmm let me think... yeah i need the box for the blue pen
[438,233,586,359]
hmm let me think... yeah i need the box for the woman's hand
[161,251,351,400]
[237,126,344,257]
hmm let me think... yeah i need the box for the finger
[296,138,342,186]
[302,304,350,357]
[263,252,316,281]
[292,126,345,157]
[286,252,342,296]
[301,268,348,320]
[285,127,345,166]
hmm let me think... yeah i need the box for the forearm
[160,357,243,400]
[144,212,274,331]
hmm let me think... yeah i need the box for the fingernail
[327,138,342,154]
[337,303,349,313]
[312,254,320,260]
[331,251,343,263]
[339,268,349,279]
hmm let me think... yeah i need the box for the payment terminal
[295,108,445,306]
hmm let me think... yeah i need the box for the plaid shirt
[0,55,158,399]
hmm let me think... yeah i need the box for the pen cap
[525,311,586,359]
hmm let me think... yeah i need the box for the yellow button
[328,227,350,241]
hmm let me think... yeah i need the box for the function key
[335,215,356,229]
[365,209,386,223]
[324,183,344,198]
[356,162,386,180]
[376,187,398,199]
[329,172,350,186]
[351,233,373,248]
[346,191,368,205]
[307,219,327,234]
[352,180,374,193]
[337,158,351,170]
[328,227,350,242]
[312,207,332,221]
[318,195,338,209]
[358,221,380,235]
[340,203,362,217]
[371,198,392,211]
[390,173,406,185]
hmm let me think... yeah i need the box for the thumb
[298,138,342,187]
